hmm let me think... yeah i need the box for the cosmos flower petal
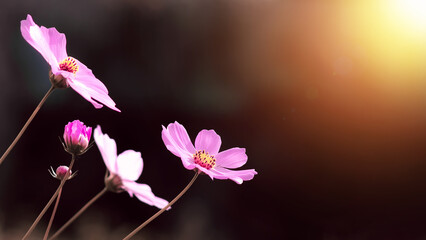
[67,59,120,112]
[94,126,118,173]
[182,161,197,170]
[72,61,108,92]
[45,26,67,66]
[216,148,248,169]
[116,150,143,181]
[122,181,170,210]
[162,122,196,154]
[210,167,258,184]
[195,129,221,155]
[195,166,216,180]
[20,14,63,70]
[161,123,196,169]
[68,80,103,109]
[161,126,187,157]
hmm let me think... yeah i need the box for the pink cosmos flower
[63,120,92,155]
[162,121,257,184]
[94,126,169,209]
[20,14,120,112]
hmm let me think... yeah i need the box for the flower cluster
[7,14,258,240]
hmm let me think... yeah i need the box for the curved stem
[43,187,62,240]
[22,154,75,240]
[49,187,108,240]
[0,85,55,165]
[122,171,200,240]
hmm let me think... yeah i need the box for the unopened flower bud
[49,166,76,180]
[56,166,70,180]
[63,120,92,155]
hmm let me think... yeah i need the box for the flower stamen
[59,57,79,74]
[193,150,216,169]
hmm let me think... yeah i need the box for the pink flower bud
[49,165,76,180]
[63,120,92,155]
[56,166,71,180]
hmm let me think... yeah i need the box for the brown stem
[122,171,200,240]
[22,154,75,240]
[43,187,62,240]
[0,85,55,165]
[49,187,108,240]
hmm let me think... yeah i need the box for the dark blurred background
[2,0,426,239]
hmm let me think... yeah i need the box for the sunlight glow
[390,0,426,33]
[338,1,426,92]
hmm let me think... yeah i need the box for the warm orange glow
[337,1,426,92]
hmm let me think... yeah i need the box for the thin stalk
[122,171,200,240]
[43,187,62,240]
[0,85,55,165]
[49,187,108,240]
[22,154,75,240]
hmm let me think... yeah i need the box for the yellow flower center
[59,57,79,74]
[193,150,216,169]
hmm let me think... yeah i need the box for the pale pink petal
[182,161,197,170]
[195,166,215,180]
[94,126,118,173]
[163,122,195,154]
[41,26,67,66]
[122,181,170,209]
[68,80,103,108]
[210,167,257,184]
[215,148,248,169]
[20,15,67,71]
[162,131,195,170]
[137,194,169,210]
[195,129,221,155]
[161,123,196,169]
[68,59,120,112]
[53,68,73,79]
[161,126,186,157]
[73,60,108,92]
[116,150,143,181]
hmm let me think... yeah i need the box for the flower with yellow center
[20,14,120,112]
[162,121,257,184]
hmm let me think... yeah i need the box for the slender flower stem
[43,187,62,240]
[49,187,108,240]
[123,171,200,240]
[22,154,75,240]
[0,85,55,166]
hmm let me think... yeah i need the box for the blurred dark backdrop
[2,0,426,239]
